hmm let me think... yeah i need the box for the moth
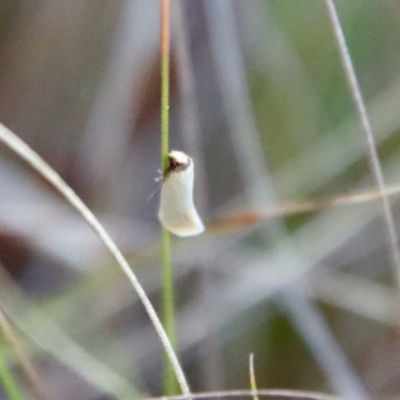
[158,150,205,237]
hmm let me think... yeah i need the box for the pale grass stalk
[146,389,344,400]
[324,0,400,289]
[211,184,400,231]
[0,122,190,396]
[205,2,368,397]
[0,307,52,400]
[248,353,259,400]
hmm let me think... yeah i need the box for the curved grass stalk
[0,122,190,397]
[146,389,344,400]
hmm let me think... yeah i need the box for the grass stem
[0,122,190,397]
[160,0,180,395]
[324,0,400,290]
[249,353,259,400]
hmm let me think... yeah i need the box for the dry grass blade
[0,306,52,400]
[205,1,368,397]
[0,122,190,396]
[146,389,344,400]
[249,353,259,400]
[324,0,400,289]
[211,184,400,232]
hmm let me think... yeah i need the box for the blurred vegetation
[0,1,399,399]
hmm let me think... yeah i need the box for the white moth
[158,150,205,237]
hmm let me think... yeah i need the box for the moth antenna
[147,181,164,203]
[148,169,171,203]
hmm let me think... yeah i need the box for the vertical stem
[162,228,177,395]
[161,0,171,171]
[160,0,179,395]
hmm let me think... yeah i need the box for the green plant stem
[161,228,177,394]
[0,345,27,400]
[160,0,170,173]
[160,0,179,395]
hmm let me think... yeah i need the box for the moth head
[167,150,192,174]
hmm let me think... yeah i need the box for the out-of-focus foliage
[0,1,399,399]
